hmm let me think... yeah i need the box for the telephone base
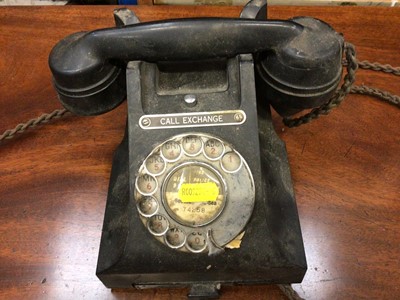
[96,106,307,294]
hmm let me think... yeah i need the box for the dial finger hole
[147,215,169,236]
[165,227,186,249]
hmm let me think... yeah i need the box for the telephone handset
[49,5,343,117]
[49,0,343,296]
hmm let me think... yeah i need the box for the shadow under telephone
[46,0,347,297]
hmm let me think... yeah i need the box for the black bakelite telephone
[48,0,344,297]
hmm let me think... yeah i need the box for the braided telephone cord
[357,60,400,76]
[350,85,400,106]
[0,108,69,141]
[347,59,400,106]
[283,43,400,127]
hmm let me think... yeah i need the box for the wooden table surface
[0,5,399,300]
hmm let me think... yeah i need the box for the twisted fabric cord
[357,60,400,75]
[351,85,400,106]
[0,108,69,142]
[350,59,400,106]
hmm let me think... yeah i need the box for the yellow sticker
[178,182,219,203]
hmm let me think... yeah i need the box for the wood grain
[0,5,399,300]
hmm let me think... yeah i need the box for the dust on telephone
[1,0,399,299]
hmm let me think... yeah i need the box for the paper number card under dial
[134,133,255,254]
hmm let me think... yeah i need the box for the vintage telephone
[48,0,344,297]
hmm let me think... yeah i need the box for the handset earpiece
[49,32,127,116]
[48,9,140,116]
[255,17,344,117]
